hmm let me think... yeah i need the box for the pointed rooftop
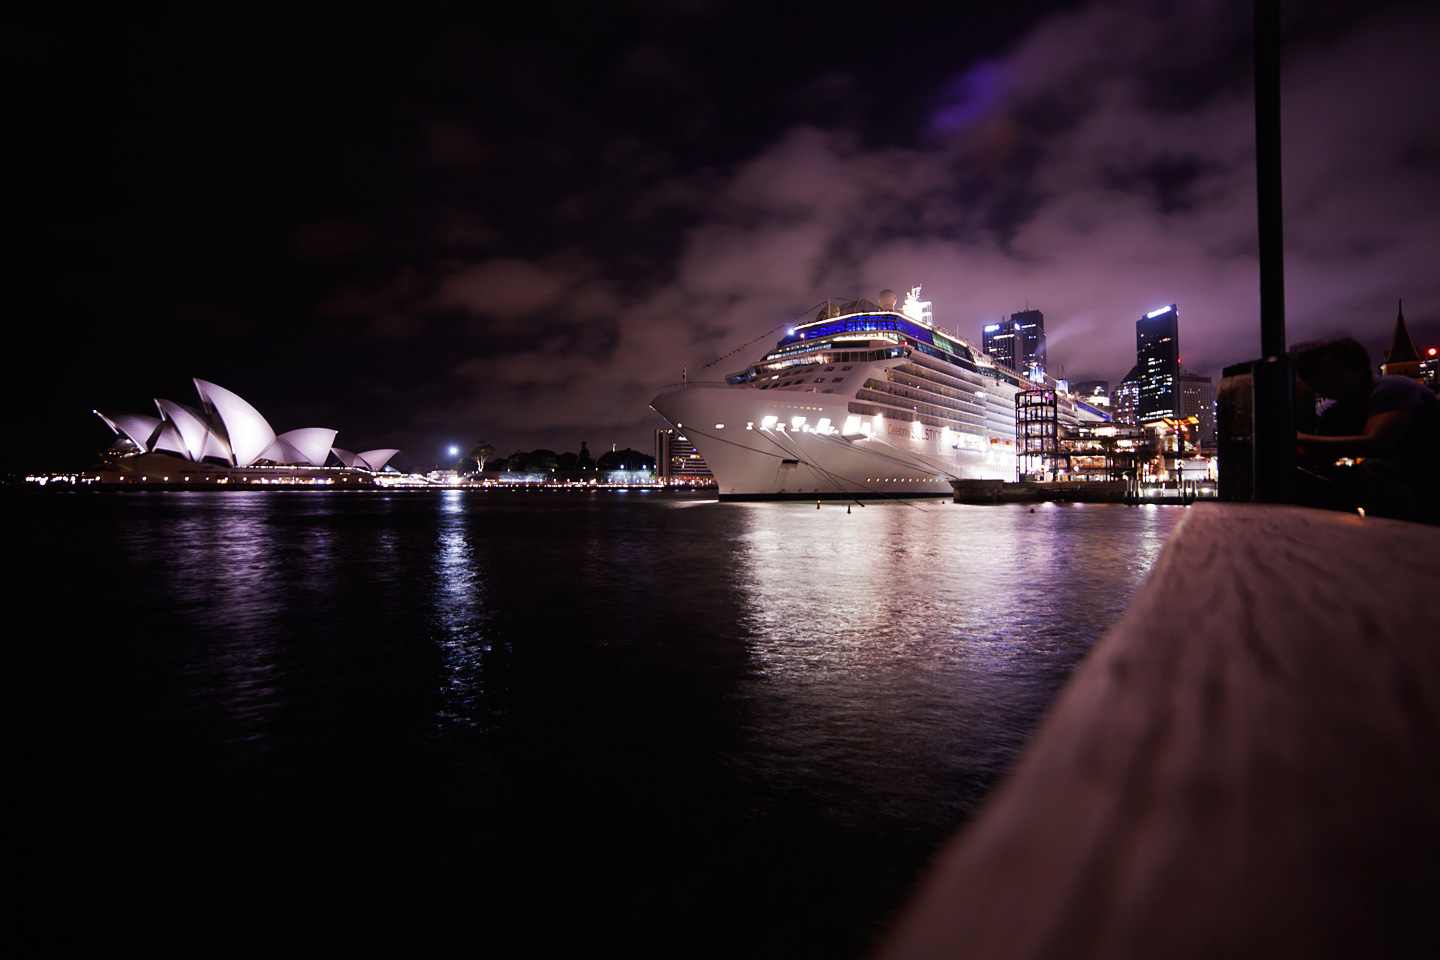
[1380,299,1422,378]
[1384,300,1420,363]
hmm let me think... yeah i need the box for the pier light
[843,415,861,435]
[816,418,831,433]
[715,423,725,429]
[791,416,806,430]
[761,415,778,429]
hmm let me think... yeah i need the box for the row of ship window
[759,363,855,390]
[762,377,845,389]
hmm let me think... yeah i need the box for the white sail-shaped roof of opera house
[95,378,399,482]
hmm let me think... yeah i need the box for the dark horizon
[11,1,1439,473]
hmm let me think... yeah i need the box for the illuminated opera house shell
[96,379,398,471]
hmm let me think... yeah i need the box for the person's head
[1294,338,1373,401]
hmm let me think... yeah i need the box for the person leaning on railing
[1293,337,1440,523]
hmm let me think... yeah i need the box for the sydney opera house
[94,379,399,486]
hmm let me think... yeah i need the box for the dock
[951,479,1216,505]
[877,503,1440,959]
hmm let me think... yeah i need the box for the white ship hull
[651,382,1017,500]
[651,292,1105,500]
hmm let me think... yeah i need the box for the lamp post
[1252,0,1295,503]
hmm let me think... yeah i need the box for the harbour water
[11,490,1182,957]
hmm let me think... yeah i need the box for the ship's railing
[652,380,733,395]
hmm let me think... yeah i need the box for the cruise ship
[650,288,1107,500]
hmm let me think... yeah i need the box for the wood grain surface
[877,503,1440,960]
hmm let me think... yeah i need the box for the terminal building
[1070,380,1110,409]
[654,429,715,486]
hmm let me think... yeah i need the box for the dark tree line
[460,441,655,475]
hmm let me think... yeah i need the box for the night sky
[12,0,1439,472]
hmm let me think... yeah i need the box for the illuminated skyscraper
[981,308,1047,376]
[1136,304,1180,422]
[1113,366,1141,425]
[981,321,1016,370]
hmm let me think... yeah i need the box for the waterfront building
[1177,371,1217,452]
[654,428,715,486]
[1070,380,1110,409]
[982,309,1047,378]
[1421,347,1439,391]
[94,378,399,483]
[1137,304,1180,422]
[1113,366,1141,426]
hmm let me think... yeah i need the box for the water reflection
[431,490,498,731]
[14,490,1186,958]
[727,501,1181,821]
[135,494,298,752]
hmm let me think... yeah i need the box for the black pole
[1252,0,1294,503]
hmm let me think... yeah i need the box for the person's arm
[1297,408,1415,460]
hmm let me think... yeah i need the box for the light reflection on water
[724,501,1176,825]
[13,491,1182,957]
[434,490,492,730]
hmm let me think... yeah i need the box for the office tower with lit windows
[1136,304,1180,422]
[1177,371,1216,452]
[981,309,1047,377]
[981,321,1016,370]
[654,428,714,485]
[1421,347,1439,390]
[1113,367,1141,425]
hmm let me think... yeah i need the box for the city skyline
[11,1,1439,472]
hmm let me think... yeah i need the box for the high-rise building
[1177,371,1216,452]
[1136,304,1180,422]
[1011,309,1047,377]
[1113,366,1141,425]
[654,428,714,486]
[981,321,1016,371]
[982,309,1047,377]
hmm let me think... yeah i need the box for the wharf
[879,503,1440,959]
[950,479,1216,505]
